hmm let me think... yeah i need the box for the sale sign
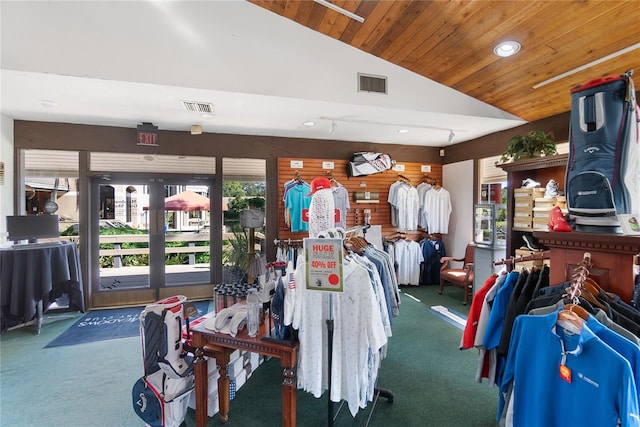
[304,238,344,292]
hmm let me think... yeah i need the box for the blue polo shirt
[501,311,640,426]
[483,271,520,350]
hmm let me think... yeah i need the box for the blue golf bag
[565,70,640,231]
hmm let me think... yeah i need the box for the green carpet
[1,285,499,426]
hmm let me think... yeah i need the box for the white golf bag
[132,295,194,427]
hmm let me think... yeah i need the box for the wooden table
[191,320,299,427]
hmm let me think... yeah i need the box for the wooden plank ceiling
[249,0,640,122]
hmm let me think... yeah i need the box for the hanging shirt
[394,239,424,285]
[423,186,452,234]
[308,189,335,239]
[417,182,433,229]
[284,183,311,232]
[501,311,640,427]
[331,185,350,229]
[292,257,388,417]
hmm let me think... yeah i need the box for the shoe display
[522,178,541,188]
[522,234,542,250]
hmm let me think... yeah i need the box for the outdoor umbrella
[163,190,210,211]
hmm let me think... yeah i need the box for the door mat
[45,300,211,348]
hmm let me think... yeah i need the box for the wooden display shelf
[499,153,568,257]
[533,231,640,303]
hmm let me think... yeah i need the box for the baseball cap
[306,177,332,196]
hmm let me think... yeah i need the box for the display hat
[306,177,332,196]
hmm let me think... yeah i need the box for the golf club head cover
[549,206,572,232]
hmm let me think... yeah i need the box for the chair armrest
[440,256,466,271]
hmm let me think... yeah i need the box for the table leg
[217,350,231,424]
[36,300,43,334]
[194,348,208,427]
[282,366,296,427]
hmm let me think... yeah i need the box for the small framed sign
[618,214,640,235]
[304,238,344,292]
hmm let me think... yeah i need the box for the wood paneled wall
[277,157,442,241]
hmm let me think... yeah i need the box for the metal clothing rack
[493,250,550,269]
[327,222,393,427]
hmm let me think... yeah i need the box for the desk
[0,242,84,332]
[191,321,298,427]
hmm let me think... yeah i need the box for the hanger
[326,171,340,186]
[557,307,583,333]
[564,303,590,321]
[433,179,442,189]
[397,174,411,183]
[584,277,615,300]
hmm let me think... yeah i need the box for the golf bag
[132,296,194,427]
[347,152,394,177]
[565,70,640,231]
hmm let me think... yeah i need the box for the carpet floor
[1,285,500,426]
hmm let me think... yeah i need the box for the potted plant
[499,130,557,163]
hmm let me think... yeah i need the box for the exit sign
[137,122,159,146]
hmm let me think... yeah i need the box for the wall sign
[137,122,159,146]
[322,161,335,169]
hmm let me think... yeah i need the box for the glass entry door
[91,175,214,307]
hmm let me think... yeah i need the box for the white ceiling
[0,0,526,147]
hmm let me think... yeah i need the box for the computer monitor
[6,215,59,243]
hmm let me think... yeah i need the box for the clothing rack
[493,250,550,267]
[383,230,407,243]
[327,242,394,427]
[345,223,370,236]
[273,238,304,248]
[566,252,591,302]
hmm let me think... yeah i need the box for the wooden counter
[533,231,640,302]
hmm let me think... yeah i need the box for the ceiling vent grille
[358,73,387,94]
[180,100,214,114]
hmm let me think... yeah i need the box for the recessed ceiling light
[40,99,58,107]
[494,41,521,57]
[303,121,315,127]
[398,129,409,134]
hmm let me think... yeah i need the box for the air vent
[358,73,387,94]
[180,100,214,114]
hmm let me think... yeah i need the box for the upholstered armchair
[439,243,475,305]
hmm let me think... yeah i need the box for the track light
[313,0,365,23]
[448,130,455,144]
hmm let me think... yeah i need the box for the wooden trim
[534,231,640,255]
[498,153,569,173]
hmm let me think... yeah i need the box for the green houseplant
[499,130,557,163]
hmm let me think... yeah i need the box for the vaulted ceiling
[1,1,639,147]
[250,0,640,123]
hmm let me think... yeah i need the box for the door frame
[87,173,219,308]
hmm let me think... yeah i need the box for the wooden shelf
[497,153,569,173]
[534,231,640,302]
[499,153,569,257]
